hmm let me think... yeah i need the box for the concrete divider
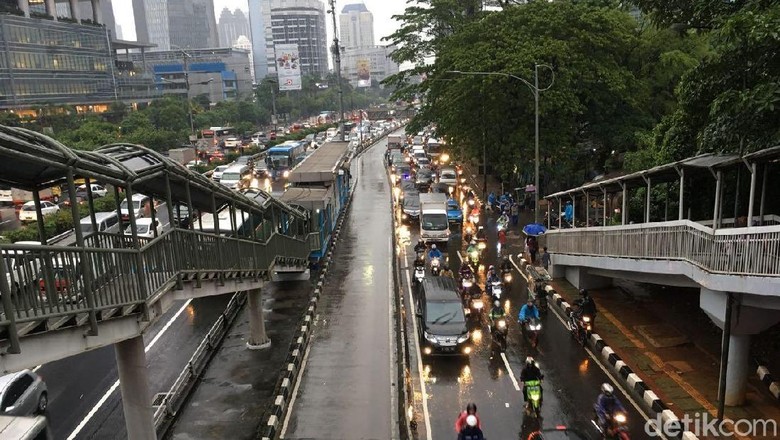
[509,254,699,440]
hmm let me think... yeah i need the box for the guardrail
[546,219,780,277]
[153,292,247,435]
[0,228,311,346]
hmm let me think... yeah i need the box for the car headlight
[477,242,486,250]
[614,413,627,423]
[532,324,542,331]
[462,280,473,288]
[504,274,512,282]
[424,331,437,343]
[497,319,507,329]
[473,300,484,309]
[583,316,591,323]
[283,170,290,178]
[457,333,470,343]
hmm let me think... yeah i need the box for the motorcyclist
[595,383,626,432]
[518,299,540,323]
[428,244,443,261]
[520,356,544,405]
[459,262,473,280]
[414,239,426,256]
[457,414,484,440]
[466,240,479,261]
[413,253,426,269]
[475,225,487,242]
[573,289,598,325]
[487,192,496,211]
[441,265,454,278]
[454,402,481,432]
[489,299,506,327]
[500,256,513,272]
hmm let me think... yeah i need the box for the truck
[168,147,196,166]
[387,134,404,149]
[419,193,450,243]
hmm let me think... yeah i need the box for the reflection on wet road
[283,136,397,439]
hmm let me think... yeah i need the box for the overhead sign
[274,44,302,91]
[356,58,371,88]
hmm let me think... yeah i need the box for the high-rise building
[53,0,118,38]
[218,8,250,47]
[341,45,398,88]
[233,35,254,80]
[248,0,268,80]
[132,0,219,51]
[249,0,328,80]
[339,2,373,49]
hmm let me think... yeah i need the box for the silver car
[0,370,47,416]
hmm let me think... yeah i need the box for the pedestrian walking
[527,236,538,264]
[541,247,550,271]
[511,202,519,226]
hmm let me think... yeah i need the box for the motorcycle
[463,224,475,243]
[522,317,542,348]
[430,257,441,276]
[592,410,630,440]
[467,248,481,271]
[501,269,513,292]
[536,291,549,314]
[488,280,503,302]
[491,317,508,351]
[568,311,592,346]
[413,263,425,288]
[496,214,509,232]
[525,379,543,418]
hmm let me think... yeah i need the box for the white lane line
[66,298,193,440]
[500,352,522,391]
[388,235,399,440]
[280,339,312,438]
[405,260,433,440]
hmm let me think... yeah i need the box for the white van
[220,164,251,190]
[120,194,151,221]
[79,212,120,235]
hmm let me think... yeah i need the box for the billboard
[275,44,302,91]
[356,58,371,88]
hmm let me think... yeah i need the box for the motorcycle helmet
[470,240,477,245]
[494,300,501,308]
[431,244,437,249]
[488,265,495,271]
[466,402,477,414]
[526,356,535,366]
[601,383,614,396]
[579,289,589,297]
[466,415,477,427]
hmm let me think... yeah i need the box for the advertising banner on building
[275,44,302,91]
[356,58,371,88]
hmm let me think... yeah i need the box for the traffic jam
[386,129,650,440]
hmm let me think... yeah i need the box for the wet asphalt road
[41,294,232,439]
[283,136,396,439]
[398,177,654,438]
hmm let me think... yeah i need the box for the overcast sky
[113,1,407,49]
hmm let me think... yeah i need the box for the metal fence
[546,220,780,277]
[0,228,312,330]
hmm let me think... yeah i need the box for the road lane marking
[388,234,399,440]
[280,338,312,438]
[404,255,433,440]
[500,352,521,391]
[66,298,193,440]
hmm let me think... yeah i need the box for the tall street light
[327,0,346,141]
[447,67,554,223]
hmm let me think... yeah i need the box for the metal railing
[546,220,780,277]
[0,228,311,329]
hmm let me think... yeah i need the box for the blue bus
[265,141,307,180]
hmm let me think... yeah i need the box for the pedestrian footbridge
[542,146,780,406]
[0,124,317,383]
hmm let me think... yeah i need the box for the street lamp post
[447,67,554,224]
[327,0,346,141]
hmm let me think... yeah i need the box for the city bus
[201,127,235,147]
[265,141,307,180]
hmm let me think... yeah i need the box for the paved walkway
[465,164,780,439]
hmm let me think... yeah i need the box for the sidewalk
[465,165,780,439]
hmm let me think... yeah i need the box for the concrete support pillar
[91,0,102,23]
[747,163,756,227]
[621,183,627,225]
[68,0,80,22]
[44,0,57,20]
[17,0,30,17]
[246,288,271,350]
[724,334,750,406]
[114,336,155,440]
[677,167,684,220]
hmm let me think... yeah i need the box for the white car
[76,184,107,198]
[224,137,241,148]
[212,165,229,182]
[124,218,164,238]
[18,201,59,222]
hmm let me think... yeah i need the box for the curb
[756,363,780,401]
[258,130,384,440]
[509,254,699,440]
